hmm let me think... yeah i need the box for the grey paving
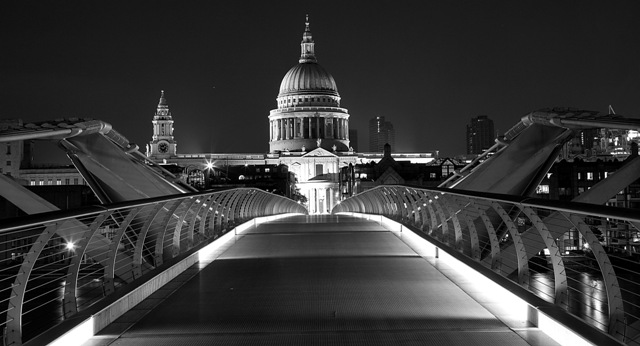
[85,215,557,345]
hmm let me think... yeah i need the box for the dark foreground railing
[0,188,306,345]
[334,185,640,345]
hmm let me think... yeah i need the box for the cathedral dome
[268,15,350,154]
[278,62,339,97]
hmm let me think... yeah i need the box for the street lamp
[204,160,215,189]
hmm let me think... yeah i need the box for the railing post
[519,206,568,307]
[63,212,112,318]
[6,223,58,346]
[491,201,530,288]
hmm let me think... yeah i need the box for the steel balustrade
[0,188,306,345]
[333,185,640,344]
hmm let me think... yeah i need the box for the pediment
[302,147,337,157]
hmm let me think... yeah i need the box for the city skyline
[2,1,640,162]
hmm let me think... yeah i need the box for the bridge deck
[83,215,557,346]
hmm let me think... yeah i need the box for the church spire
[299,14,317,63]
[155,90,170,118]
[158,90,168,106]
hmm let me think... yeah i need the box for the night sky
[2,1,640,162]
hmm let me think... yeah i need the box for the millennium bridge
[1,109,640,345]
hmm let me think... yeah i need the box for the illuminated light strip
[48,317,94,346]
[197,225,239,262]
[49,212,303,346]
[337,212,594,346]
[538,311,592,346]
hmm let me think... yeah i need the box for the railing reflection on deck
[333,185,640,345]
[0,188,306,345]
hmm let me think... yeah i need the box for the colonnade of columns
[305,186,337,214]
[269,117,348,141]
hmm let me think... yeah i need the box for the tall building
[268,15,351,153]
[368,116,395,152]
[466,115,494,155]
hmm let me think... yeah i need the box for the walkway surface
[83,215,558,346]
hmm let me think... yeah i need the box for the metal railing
[0,188,306,345]
[333,185,640,345]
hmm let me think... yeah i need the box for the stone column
[277,120,281,140]
[342,119,346,139]
[308,117,313,138]
[345,121,349,140]
[285,118,290,139]
[293,118,298,138]
[274,120,279,140]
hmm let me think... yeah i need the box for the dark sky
[2,1,639,160]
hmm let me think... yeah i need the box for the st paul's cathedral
[147,17,435,214]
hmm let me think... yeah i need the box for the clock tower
[148,90,177,159]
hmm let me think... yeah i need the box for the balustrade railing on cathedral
[333,185,640,345]
[0,188,306,345]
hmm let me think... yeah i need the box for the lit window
[429,173,437,179]
[536,185,550,194]
[587,172,594,180]
[47,179,52,185]
[30,180,35,186]
[265,168,270,173]
[56,179,62,185]
[39,180,44,186]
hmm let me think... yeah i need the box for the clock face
[158,142,168,153]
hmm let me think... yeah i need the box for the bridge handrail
[0,188,306,345]
[333,185,640,344]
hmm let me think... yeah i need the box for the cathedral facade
[147,17,435,214]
